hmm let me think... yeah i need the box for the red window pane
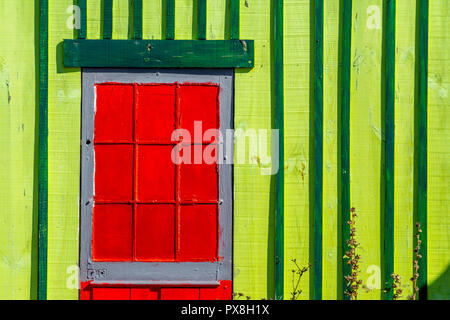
[95,145,133,201]
[131,288,160,300]
[136,145,175,201]
[135,205,175,261]
[135,85,176,142]
[179,85,219,143]
[92,204,133,261]
[95,84,134,142]
[160,288,200,300]
[92,288,130,300]
[180,146,218,201]
[178,205,217,261]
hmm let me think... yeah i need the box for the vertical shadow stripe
[339,0,352,300]
[274,0,285,300]
[38,0,49,301]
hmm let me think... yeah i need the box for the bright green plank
[233,0,274,299]
[142,0,162,39]
[283,0,311,300]
[393,0,416,300]
[0,0,37,300]
[175,0,193,39]
[47,0,81,299]
[427,0,449,300]
[349,0,383,300]
[322,0,339,300]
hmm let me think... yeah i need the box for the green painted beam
[133,0,143,40]
[339,0,352,300]
[64,39,254,68]
[416,0,428,300]
[230,0,240,40]
[198,0,207,40]
[313,0,324,301]
[165,0,175,40]
[383,0,396,300]
[103,0,113,39]
[274,0,284,300]
[38,0,49,301]
[78,0,87,39]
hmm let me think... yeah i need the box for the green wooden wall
[0,0,448,300]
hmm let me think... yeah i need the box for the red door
[80,81,231,300]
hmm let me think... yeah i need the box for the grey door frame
[80,68,233,285]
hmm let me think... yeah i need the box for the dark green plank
[38,0,49,301]
[198,0,207,40]
[78,0,87,39]
[64,39,254,68]
[133,0,143,39]
[383,0,396,300]
[313,0,324,300]
[165,0,175,40]
[416,0,428,299]
[103,0,113,39]
[230,0,240,40]
[339,0,352,300]
[274,0,284,300]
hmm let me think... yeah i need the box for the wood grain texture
[0,0,37,300]
[233,0,274,299]
[283,0,311,300]
[393,0,416,300]
[349,0,383,300]
[47,0,81,299]
[322,0,340,300]
[143,0,162,39]
[428,0,449,300]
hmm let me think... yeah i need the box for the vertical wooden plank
[133,0,143,39]
[312,0,324,300]
[47,0,81,299]
[0,0,37,300]
[87,0,102,39]
[415,0,428,299]
[112,0,129,39]
[427,0,450,300]
[198,0,207,40]
[338,0,352,300]
[142,0,162,39]
[283,0,311,300]
[322,0,340,300]
[230,0,240,40]
[207,0,226,40]
[78,0,87,39]
[383,0,396,300]
[233,0,273,299]
[175,0,193,39]
[274,0,284,300]
[349,0,383,300]
[165,0,175,39]
[38,0,49,301]
[103,0,113,39]
[393,0,416,300]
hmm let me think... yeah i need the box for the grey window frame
[80,68,233,286]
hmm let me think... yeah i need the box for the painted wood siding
[0,0,37,300]
[0,0,448,300]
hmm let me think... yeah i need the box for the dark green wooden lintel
[64,39,254,68]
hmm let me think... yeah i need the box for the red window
[92,83,220,263]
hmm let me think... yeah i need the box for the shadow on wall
[426,265,450,300]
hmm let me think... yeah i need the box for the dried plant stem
[344,207,363,300]
[391,273,403,300]
[290,259,312,300]
[409,222,423,300]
